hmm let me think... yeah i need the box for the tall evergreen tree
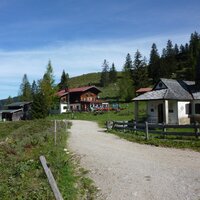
[34,61,57,116]
[41,61,56,110]
[109,63,117,83]
[124,53,132,74]
[19,74,32,101]
[58,70,69,90]
[174,44,179,55]
[187,32,200,80]
[31,92,48,119]
[195,54,200,86]
[100,59,110,87]
[132,50,148,91]
[31,80,38,97]
[160,40,177,78]
[148,43,160,83]
[189,32,200,58]
[119,60,134,102]
[180,44,185,54]
[166,40,174,56]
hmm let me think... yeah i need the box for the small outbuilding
[133,78,200,124]
[0,101,32,121]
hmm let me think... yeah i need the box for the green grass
[110,130,200,152]
[49,103,136,127]
[0,120,97,200]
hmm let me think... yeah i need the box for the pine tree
[119,55,134,101]
[100,59,110,87]
[119,64,134,102]
[174,44,179,55]
[196,54,200,86]
[160,40,177,78]
[31,80,38,97]
[187,32,200,80]
[132,50,148,91]
[166,40,174,56]
[39,61,57,113]
[19,74,32,101]
[31,92,48,119]
[109,63,117,83]
[58,70,69,90]
[124,53,132,74]
[180,44,185,54]
[148,43,160,83]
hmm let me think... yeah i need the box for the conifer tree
[31,61,57,118]
[174,44,179,55]
[119,55,134,101]
[31,92,48,119]
[195,54,200,86]
[40,61,57,112]
[19,74,32,101]
[109,63,117,83]
[148,43,160,83]
[160,40,177,78]
[58,70,69,90]
[186,32,200,80]
[31,80,38,97]
[100,59,110,87]
[132,50,148,90]
[124,53,132,75]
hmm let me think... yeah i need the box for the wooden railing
[106,121,200,140]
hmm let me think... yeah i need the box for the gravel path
[68,120,200,200]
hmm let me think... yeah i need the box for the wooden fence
[106,121,200,140]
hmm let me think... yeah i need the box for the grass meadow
[0,120,97,200]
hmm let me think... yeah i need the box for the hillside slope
[69,72,102,88]
[69,72,121,100]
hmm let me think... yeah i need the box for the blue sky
[0,0,200,99]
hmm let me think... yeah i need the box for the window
[150,108,154,112]
[195,103,200,114]
[185,103,192,114]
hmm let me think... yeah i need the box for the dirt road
[68,120,200,200]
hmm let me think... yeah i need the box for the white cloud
[0,33,190,99]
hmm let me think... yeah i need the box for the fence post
[65,120,68,132]
[195,122,199,139]
[162,122,166,138]
[123,121,125,133]
[106,121,112,132]
[134,120,137,133]
[145,121,149,140]
[54,120,57,145]
[113,121,115,130]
